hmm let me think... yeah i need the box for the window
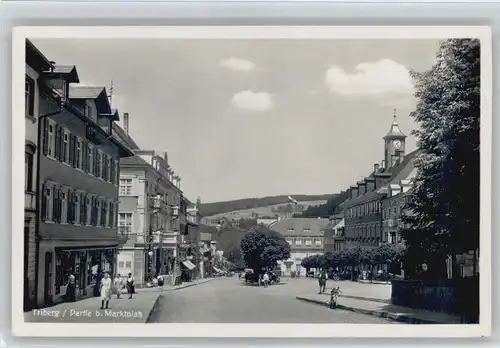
[295,239,302,245]
[60,190,68,223]
[84,104,94,119]
[96,151,103,178]
[87,144,94,174]
[47,122,55,158]
[118,261,124,268]
[118,213,133,236]
[25,75,35,117]
[42,185,54,221]
[315,239,322,246]
[106,156,111,182]
[119,179,132,195]
[108,201,114,227]
[305,239,312,246]
[61,131,69,163]
[125,261,132,268]
[25,152,33,192]
[100,199,107,227]
[75,138,82,169]
[80,194,86,225]
[86,196,93,225]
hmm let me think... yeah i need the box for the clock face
[393,140,402,150]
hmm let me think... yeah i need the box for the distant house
[270,218,330,276]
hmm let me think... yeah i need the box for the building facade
[271,218,330,276]
[24,41,54,310]
[35,58,133,306]
[340,114,417,251]
[116,145,185,286]
[323,214,345,253]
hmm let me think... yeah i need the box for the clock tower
[383,109,406,169]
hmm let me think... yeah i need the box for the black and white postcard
[12,26,492,338]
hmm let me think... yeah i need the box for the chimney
[350,186,358,199]
[163,150,168,165]
[374,163,380,173]
[123,112,130,135]
[381,159,386,170]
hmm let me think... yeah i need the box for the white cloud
[231,90,274,112]
[324,59,414,97]
[220,57,255,71]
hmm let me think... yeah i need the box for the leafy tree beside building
[401,39,480,281]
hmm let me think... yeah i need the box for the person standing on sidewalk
[113,274,124,299]
[65,273,76,302]
[99,272,112,309]
[126,273,135,299]
[318,269,327,294]
[262,272,270,288]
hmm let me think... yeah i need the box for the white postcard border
[11,25,492,338]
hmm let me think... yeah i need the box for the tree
[401,39,480,280]
[301,256,312,271]
[240,226,291,273]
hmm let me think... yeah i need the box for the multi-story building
[323,214,345,253]
[116,148,185,285]
[34,52,133,306]
[271,218,330,276]
[339,115,417,250]
[185,197,202,279]
[114,116,187,286]
[380,174,417,244]
[24,40,54,310]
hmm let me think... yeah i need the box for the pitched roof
[26,40,53,73]
[120,155,149,167]
[69,85,111,114]
[270,218,330,237]
[112,123,140,150]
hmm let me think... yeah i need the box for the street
[147,277,398,323]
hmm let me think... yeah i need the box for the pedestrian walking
[263,272,270,288]
[126,273,135,299]
[65,273,76,302]
[113,274,124,299]
[318,269,327,294]
[99,272,112,309]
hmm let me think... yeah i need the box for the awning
[213,266,223,274]
[200,247,210,254]
[181,260,196,271]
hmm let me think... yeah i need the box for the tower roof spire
[383,108,406,139]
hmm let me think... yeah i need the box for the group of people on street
[64,271,136,309]
[99,272,136,309]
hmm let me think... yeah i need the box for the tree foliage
[401,39,480,280]
[301,244,406,271]
[301,190,351,218]
[240,225,291,272]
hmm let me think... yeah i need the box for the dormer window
[84,104,94,119]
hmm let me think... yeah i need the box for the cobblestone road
[147,277,398,323]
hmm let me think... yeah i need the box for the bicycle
[329,286,342,309]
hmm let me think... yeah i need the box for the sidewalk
[296,293,464,324]
[24,277,215,323]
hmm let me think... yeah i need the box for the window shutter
[42,119,49,155]
[41,184,47,221]
[82,142,88,172]
[93,148,98,176]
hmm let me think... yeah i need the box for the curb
[295,296,446,324]
[145,293,164,323]
[170,278,215,291]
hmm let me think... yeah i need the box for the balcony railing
[25,192,36,211]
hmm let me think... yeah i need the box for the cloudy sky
[32,38,440,203]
